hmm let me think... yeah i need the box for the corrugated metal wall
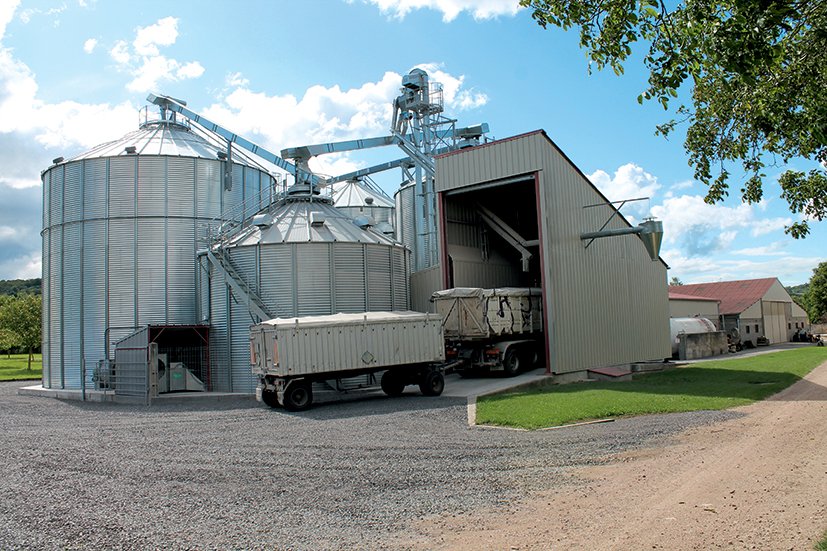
[435,131,671,374]
[41,155,260,389]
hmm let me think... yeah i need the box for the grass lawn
[0,353,43,381]
[816,531,827,551]
[477,347,827,430]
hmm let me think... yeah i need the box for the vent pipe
[580,218,664,261]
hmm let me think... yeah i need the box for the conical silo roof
[331,180,394,209]
[225,198,401,247]
[69,120,227,161]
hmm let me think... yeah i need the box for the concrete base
[17,385,252,405]
[587,366,634,382]
[631,361,673,373]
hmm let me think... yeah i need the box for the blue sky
[0,0,823,285]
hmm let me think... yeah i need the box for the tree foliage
[0,278,41,296]
[669,276,684,286]
[522,0,826,236]
[0,293,41,370]
[806,262,827,323]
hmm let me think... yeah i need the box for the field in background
[0,354,43,381]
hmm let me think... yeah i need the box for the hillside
[0,278,41,296]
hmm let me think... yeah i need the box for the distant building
[668,291,720,324]
[668,278,809,346]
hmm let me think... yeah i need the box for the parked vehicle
[432,287,544,377]
[251,311,446,411]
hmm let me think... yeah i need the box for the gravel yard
[0,381,739,550]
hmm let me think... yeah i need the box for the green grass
[0,353,43,381]
[477,348,827,429]
[815,531,827,551]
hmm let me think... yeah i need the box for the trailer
[432,287,544,376]
[250,311,446,411]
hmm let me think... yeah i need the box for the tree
[669,276,684,286]
[522,0,826,237]
[0,296,21,358]
[806,262,827,323]
[0,294,41,370]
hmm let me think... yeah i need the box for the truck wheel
[261,389,280,409]
[282,381,313,411]
[503,348,521,377]
[381,371,405,396]
[419,370,445,396]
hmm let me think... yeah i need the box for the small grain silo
[331,179,395,235]
[203,187,410,392]
[41,114,275,391]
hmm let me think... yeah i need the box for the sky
[0,0,823,286]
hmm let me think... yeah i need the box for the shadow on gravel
[271,393,468,421]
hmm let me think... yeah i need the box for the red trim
[534,172,552,375]
[438,191,449,288]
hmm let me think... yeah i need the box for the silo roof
[331,180,394,209]
[225,199,402,247]
[69,121,225,161]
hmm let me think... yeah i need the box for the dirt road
[415,359,827,550]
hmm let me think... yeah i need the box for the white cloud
[133,16,178,56]
[663,248,822,285]
[414,62,488,110]
[363,0,522,22]
[589,163,660,217]
[0,1,18,41]
[83,38,97,54]
[109,17,205,93]
[651,194,793,257]
[0,252,41,279]
[201,66,484,177]
[0,176,40,189]
[732,242,788,257]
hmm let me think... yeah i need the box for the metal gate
[112,327,156,403]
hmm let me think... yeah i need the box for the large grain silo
[205,187,410,393]
[41,114,275,391]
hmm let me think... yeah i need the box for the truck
[432,287,544,376]
[250,311,446,411]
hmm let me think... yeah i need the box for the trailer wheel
[503,348,521,377]
[419,370,445,396]
[282,380,313,411]
[381,371,405,397]
[261,389,280,409]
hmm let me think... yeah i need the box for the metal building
[40,114,274,391]
[203,189,410,392]
[423,130,671,376]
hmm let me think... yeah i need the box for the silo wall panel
[296,244,332,316]
[82,219,106,384]
[259,245,296,318]
[62,223,82,388]
[63,163,83,224]
[109,157,136,218]
[167,219,197,323]
[83,159,107,219]
[209,267,231,392]
[47,226,62,387]
[366,247,393,311]
[107,219,136,331]
[229,287,256,393]
[167,158,195,217]
[196,159,222,219]
[137,157,165,217]
[333,244,367,313]
[137,220,166,326]
[41,231,50,388]
[391,248,410,310]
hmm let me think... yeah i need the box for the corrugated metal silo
[331,179,395,235]
[41,117,274,390]
[207,191,410,392]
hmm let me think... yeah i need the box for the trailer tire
[381,371,405,397]
[261,389,280,409]
[419,370,445,397]
[282,380,313,411]
[503,348,521,377]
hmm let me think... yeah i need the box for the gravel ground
[0,381,740,550]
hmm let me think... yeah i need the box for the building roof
[668,291,719,302]
[331,179,394,209]
[69,121,226,161]
[668,278,778,315]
